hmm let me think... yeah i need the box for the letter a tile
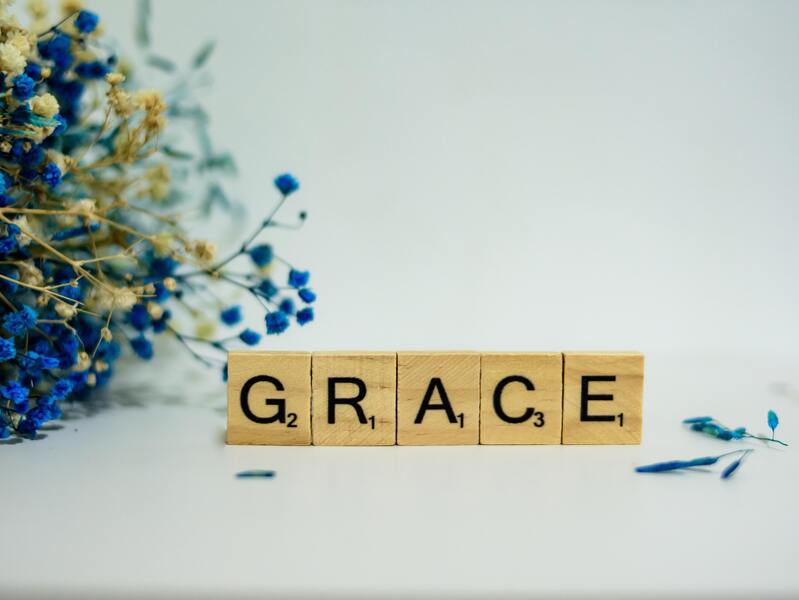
[397,352,480,445]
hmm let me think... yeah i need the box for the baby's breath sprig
[682,412,788,447]
[0,2,317,440]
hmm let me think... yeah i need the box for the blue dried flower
[1,380,29,408]
[239,328,261,346]
[682,416,715,425]
[288,269,310,288]
[18,402,61,434]
[686,415,788,447]
[731,427,747,440]
[635,456,721,473]
[22,145,45,168]
[274,173,299,196]
[636,449,749,475]
[721,450,753,480]
[248,244,273,267]
[41,163,62,188]
[48,379,74,403]
[767,410,779,440]
[12,74,35,101]
[220,305,242,326]
[75,10,99,34]
[0,337,15,362]
[0,11,318,441]
[128,304,151,331]
[236,469,276,478]
[18,351,60,375]
[52,114,67,135]
[75,60,110,80]
[151,309,172,333]
[256,279,278,299]
[51,222,100,241]
[298,288,316,303]
[279,298,295,315]
[0,235,17,256]
[151,255,178,277]
[25,62,42,80]
[3,305,37,336]
[296,307,314,325]
[130,335,154,360]
[265,311,289,335]
[38,33,73,69]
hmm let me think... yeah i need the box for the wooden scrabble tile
[561,352,644,445]
[226,351,311,445]
[479,352,563,445]
[311,352,397,446]
[397,352,480,445]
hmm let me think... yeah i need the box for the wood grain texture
[397,352,480,445]
[561,352,644,445]
[480,352,563,445]
[226,351,311,445]
[311,352,397,446]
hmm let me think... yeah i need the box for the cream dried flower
[94,285,137,311]
[26,0,47,19]
[7,32,31,57]
[146,302,163,320]
[60,0,83,15]
[133,89,166,113]
[54,301,77,319]
[0,41,26,75]
[192,240,217,264]
[30,93,60,118]
[73,351,91,372]
[105,72,124,86]
[17,260,43,286]
[69,198,96,215]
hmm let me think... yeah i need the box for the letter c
[493,375,537,424]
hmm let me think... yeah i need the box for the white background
[3,1,799,598]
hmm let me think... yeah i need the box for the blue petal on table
[235,470,276,479]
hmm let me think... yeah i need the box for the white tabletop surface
[3,349,797,599]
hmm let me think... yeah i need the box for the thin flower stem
[212,194,287,271]
[36,11,78,37]
[167,325,224,368]
[743,433,788,447]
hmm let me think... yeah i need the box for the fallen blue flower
[684,415,788,447]
[236,470,276,479]
[636,450,748,474]
[721,449,753,480]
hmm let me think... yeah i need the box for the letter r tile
[226,352,311,445]
[311,352,397,446]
